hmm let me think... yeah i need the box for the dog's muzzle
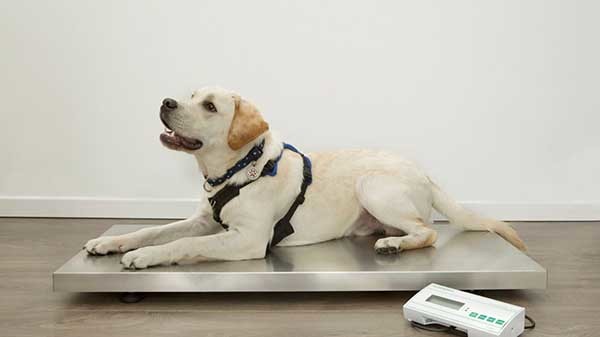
[159,98,203,151]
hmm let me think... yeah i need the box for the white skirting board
[1,196,599,220]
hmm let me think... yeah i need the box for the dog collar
[204,139,266,191]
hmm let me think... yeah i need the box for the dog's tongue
[160,131,180,146]
[160,131,203,150]
[180,136,203,149]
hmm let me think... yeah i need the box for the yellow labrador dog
[84,86,526,269]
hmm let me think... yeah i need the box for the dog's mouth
[160,127,203,151]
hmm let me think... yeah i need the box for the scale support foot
[119,292,145,303]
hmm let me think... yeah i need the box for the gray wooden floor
[0,218,598,337]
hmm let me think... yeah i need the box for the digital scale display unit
[404,283,526,337]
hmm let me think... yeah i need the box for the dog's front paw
[121,247,163,269]
[84,236,132,256]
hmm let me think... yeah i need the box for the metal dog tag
[246,162,260,180]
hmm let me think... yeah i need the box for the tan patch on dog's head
[227,96,269,150]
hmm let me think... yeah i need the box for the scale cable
[410,314,536,335]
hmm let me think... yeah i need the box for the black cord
[410,321,466,336]
[410,314,536,335]
[410,321,451,332]
[524,314,536,329]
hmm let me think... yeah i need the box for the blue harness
[207,141,312,248]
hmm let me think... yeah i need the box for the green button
[478,315,487,320]
[486,317,496,323]
[495,320,505,325]
[469,312,478,317]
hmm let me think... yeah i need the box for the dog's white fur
[84,86,526,269]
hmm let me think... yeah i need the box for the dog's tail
[429,177,527,251]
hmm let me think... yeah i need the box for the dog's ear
[227,95,269,150]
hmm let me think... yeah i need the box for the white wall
[1,0,598,219]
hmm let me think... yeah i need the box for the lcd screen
[426,294,465,310]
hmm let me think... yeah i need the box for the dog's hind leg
[356,175,437,254]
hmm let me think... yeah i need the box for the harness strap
[269,147,312,247]
[208,184,244,229]
[207,143,312,248]
[208,163,269,228]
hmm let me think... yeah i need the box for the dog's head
[159,86,269,153]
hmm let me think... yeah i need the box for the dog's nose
[162,98,178,111]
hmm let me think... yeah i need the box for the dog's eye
[203,101,217,113]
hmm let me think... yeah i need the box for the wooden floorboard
[0,218,598,337]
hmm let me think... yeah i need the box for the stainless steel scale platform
[53,224,546,293]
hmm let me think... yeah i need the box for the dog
[84,86,526,269]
